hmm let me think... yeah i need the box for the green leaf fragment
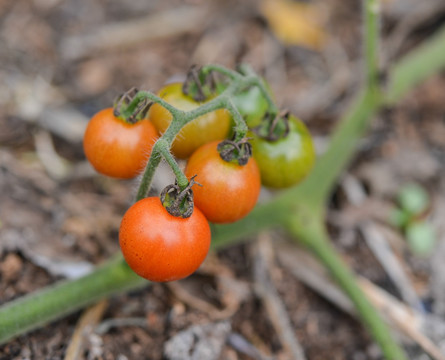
[397,183,429,215]
[406,221,436,256]
[389,208,411,229]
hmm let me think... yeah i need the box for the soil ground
[1,0,445,359]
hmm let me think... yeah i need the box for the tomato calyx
[160,176,200,218]
[113,87,153,124]
[182,65,217,102]
[253,111,290,142]
[217,138,253,166]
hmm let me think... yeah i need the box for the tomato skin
[251,116,315,188]
[119,197,211,282]
[233,85,271,128]
[149,83,231,159]
[185,141,261,224]
[83,108,158,179]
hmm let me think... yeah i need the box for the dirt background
[1,0,445,359]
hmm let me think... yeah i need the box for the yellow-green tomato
[251,116,316,188]
[149,83,231,159]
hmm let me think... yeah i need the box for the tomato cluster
[82,69,315,282]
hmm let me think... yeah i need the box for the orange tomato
[83,108,158,179]
[185,141,261,224]
[119,197,211,282]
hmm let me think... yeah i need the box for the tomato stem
[130,91,183,119]
[237,64,280,118]
[136,148,162,201]
[135,138,188,201]
[157,140,189,190]
[223,97,248,141]
[200,64,241,81]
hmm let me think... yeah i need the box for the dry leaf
[260,0,327,50]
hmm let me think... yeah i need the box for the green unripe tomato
[214,78,274,129]
[251,115,316,188]
[233,86,270,128]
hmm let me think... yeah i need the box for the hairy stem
[223,98,248,141]
[252,77,280,117]
[157,139,189,190]
[136,146,162,201]
[235,64,279,118]
[129,91,182,118]
[201,64,241,81]
[237,64,279,117]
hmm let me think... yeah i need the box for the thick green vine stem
[0,255,146,345]
[286,213,407,360]
[1,15,445,357]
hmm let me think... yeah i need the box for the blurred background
[1,0,445,359]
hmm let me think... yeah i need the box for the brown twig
[341,174,423,311]
[276,243,445,360]
[253,233,307,360]
[64,300,108,360]
[61,7,210,60]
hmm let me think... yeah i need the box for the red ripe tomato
[119,197,211,282]
[185,141,261,224]
[149,83,231,159]
[83,108,158,179]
